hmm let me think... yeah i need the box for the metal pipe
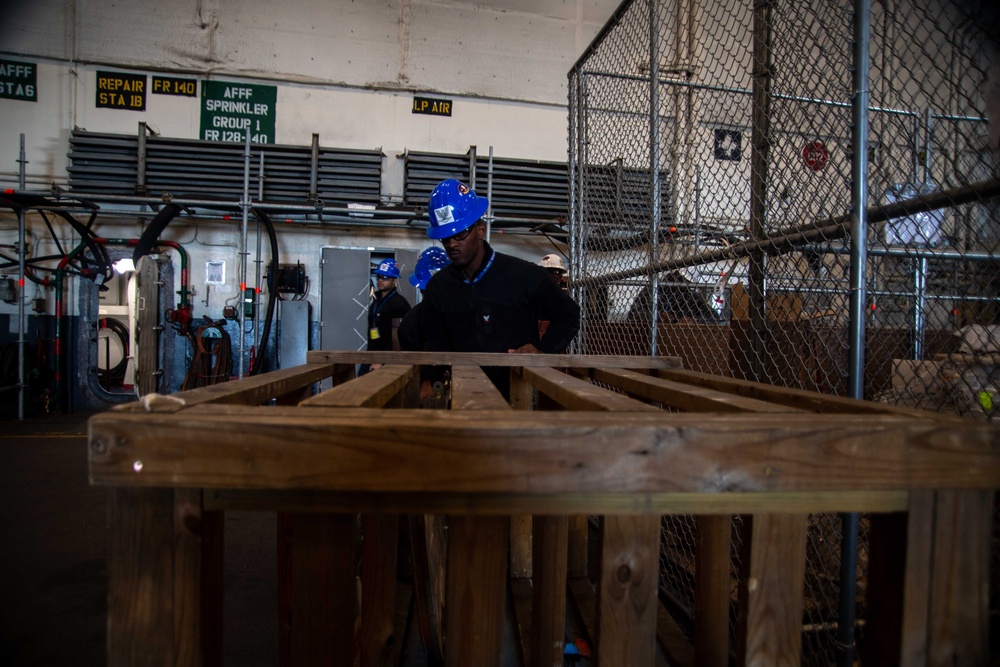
[485,146,494,244]
[136,122,148,194]
[923,106,933,184]
[567,74,579,353]
[913,257,928,359]
[17,134,27,420]
[309,133,319,201]
[254,153,265,352]
[649,0,662,357]
[469,145,477,190]
[570,177,1000,288]
[748,0,773,383]
[840,1,872,663]
[238,133,251,379]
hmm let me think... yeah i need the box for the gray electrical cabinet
[278,299,311,369]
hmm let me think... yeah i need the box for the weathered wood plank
[287,514,357,665]
[90,409,1000,493]
[300,365,415,408]
[596,515,661,665]
[443,516,509,667]
[450,365,512,411]
[900,490,934,667]
[173,489,222,667]
[521,366,661,412]
[742,514,808,667]
[568,515,589,578]
[568,576,597,648]
[926,489,992,666]
[359,514,399,667]
[654,367,964,420]
[112,362,337,412]
[693,515,732,667]
[308,350,683,370]
[657,599,695,667]
[409,514,445,665]
[205,489,908,516]
[510,515,533,578]
[592,367,802,413]
[531,516,569,667]
[108,488,175,667]
[509,577,533,665]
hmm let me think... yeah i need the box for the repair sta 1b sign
[200,80,277,144]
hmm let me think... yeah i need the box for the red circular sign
[802,140,829,172]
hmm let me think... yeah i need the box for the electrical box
[274,263,308,296]
[243,287,256,318]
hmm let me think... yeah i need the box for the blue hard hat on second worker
[426,179,489,240]
[374,258,401,279]
[409,247,451,289]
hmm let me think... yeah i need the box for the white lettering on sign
[224,87,253,99]
[0,63,33,78]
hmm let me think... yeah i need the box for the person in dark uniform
[420,179,580,395]
[361,258,410,374]
[398,247,450,352]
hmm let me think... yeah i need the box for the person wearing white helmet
[362,258,411,374]
[421,178,580,395]
[539,253,568,289]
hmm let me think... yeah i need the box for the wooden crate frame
[88,351,1000,666]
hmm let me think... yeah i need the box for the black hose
[250,209,280,375]
[131,203,183,264]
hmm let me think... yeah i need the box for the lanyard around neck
[464,250,496,285]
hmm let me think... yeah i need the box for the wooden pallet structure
[88,351,1000,666]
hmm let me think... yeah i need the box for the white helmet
[539,254,567,274]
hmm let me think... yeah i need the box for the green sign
[0,59,37,102]
[200,80,276,144]
[152,76,197,97]
[96,70,146,110]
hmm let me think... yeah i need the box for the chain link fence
[569,0,999,663]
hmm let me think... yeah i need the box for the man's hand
[508,343,540,354]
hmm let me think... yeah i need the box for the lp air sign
[200,80,277,144]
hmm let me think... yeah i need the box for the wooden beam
[657,600,695,667]
[286,513,357,665]
[300,365,415,408]
[443,516,509,667]
[112,362,337,412]
[173,489,222,667]
[520,366,662,412]
[108,488,176,666]
[90,409,1000,493]
[205,489,908,516]
[451,365,511,411]
[567,515,589,578]
[692,515,732,667]
[359,514,399,667]
[596,515,661,665]
[592,367,802,413]
[926,490,992,665]
[900,490,934,666]
[741,514,808,667]
[308,350,683,370]
[531,516,569,667]
[654,367,964,421]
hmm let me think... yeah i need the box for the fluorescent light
[113,258,135,274]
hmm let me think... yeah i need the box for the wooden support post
[925,490,992,665]
[443,515,509,667]
[509,367,533,579]
[108,487,176,666]
[740,514,808,667]
[278,513,357,666]
[694,515,731,667]
[531,515,569,667]
[409,514,445,665]
[568,515,589,578]
[359,514,400,667]
[173,489,223,667]
[860,510,907,666]
[596,515,661,666]
[900,490,934,666]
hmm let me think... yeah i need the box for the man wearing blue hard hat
[362,257,411,374]
[398,247,450,352]
[421,179,580,394]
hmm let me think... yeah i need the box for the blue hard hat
[408,247,451,289]
[426,179,489,240]
[374,258,401,279]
